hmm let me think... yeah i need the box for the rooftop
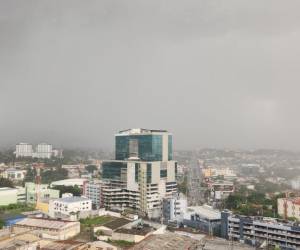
[56,196,91,203]
[186,205,221,220]
[102,218,131,230]
[0,187,16,191]
[117,128,169,135]
[41,240,85,250]
[15,218,79,230]
[130,232,200,250]
[115,226,152,236]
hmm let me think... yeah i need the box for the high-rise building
[33,143,53,159]
[83,180,103,209]
[102,128,177,218]
[15,143,33,158]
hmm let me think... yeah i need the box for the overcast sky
[1,0,300,150]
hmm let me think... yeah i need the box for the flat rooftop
[102,218,131,230]
[56,196,91,203]
[15,218,79,230]
[115,226,152,236]
[186,205,221,220]
[130,232,200,250]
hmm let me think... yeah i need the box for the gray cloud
[1,0,300,150]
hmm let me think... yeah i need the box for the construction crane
[33,163,42,209]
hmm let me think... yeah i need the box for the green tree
[52,185,82,197]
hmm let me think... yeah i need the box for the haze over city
[1,0,300,150]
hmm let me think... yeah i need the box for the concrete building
[1,168,26,181]
[49,196,92,220]
[14,217,80,240]
[183,205,221,236]
[209,180,234,200]
[25,182,59,204]
[0,187,18,206]
[162,194,187,222]
[278,197,300,220]
[33,143,53,159]
[102,128,177,218]
[15,143,33,158]
[85,241,117,250]
[221,211,300,250]
[83,180,103,209]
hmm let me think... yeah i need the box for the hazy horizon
[1,1,300,151]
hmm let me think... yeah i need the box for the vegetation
[41,167,68,184]
[0,218,5,229]
[0,178,14,188]
[107,239,135,248]
[224,187,285,217]
[177,176,187,194]
[85,165,97,173]
[0,203,34,217]
[79,216,114,226]
[52,185,81,197]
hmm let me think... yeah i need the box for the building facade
[102,129,177,218]
[0,187,18,206]
[83,180,103,209]
[221,211,300,250]
[163,194,187,222]
[33,143,53,159]
[25,182,60,204]
[49,196,92,220]
[15,143,33,158]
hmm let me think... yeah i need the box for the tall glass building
[102,128,177,218]
[115,128,173,161]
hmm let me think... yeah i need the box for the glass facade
[168,135,173,160]
[116,135,165,161]
[102,161,127,180]
[135,163,139,182]
[147,163,152,183]
[160,169,167,178]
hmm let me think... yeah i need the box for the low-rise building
[85,241,117,250]
[49,196,92,220]
[278,197,300,220]
[221,211,300,250]
[25,182,59,204]
[41,240,86,250]
[1,168,26,181]
[14,218,80,240]
[183,205,221,236]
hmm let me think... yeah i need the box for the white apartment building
[278,197,300,220]
[83,180,103,209]
[15,143,61,159]
[163,194,187,222]
[49,196,92,220]
[15,143,33,158]
[33,143,53,159]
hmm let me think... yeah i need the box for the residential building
[163,194,187,222]
[102,128,177,218]
[209,180,234,200]
[85,241,117,250]
[15,143,33,158]
[33,143,53,159]
[15,143,62,159]
[25,182,60,204]
[0,187,18,206]
[83,180,103,209]
[49,196,92,220]
[13,217,80,240]
[221,211,300,250]
[278,197,300,220]
[41,240,86,250]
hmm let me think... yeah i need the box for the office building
[221,211,300,250]
[278,197,300,221]
[83,180,103,209]
[15,143,33,158]
[102,129,177,218]
[49,196,92,220]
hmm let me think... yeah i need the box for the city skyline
[1,1,300,150]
